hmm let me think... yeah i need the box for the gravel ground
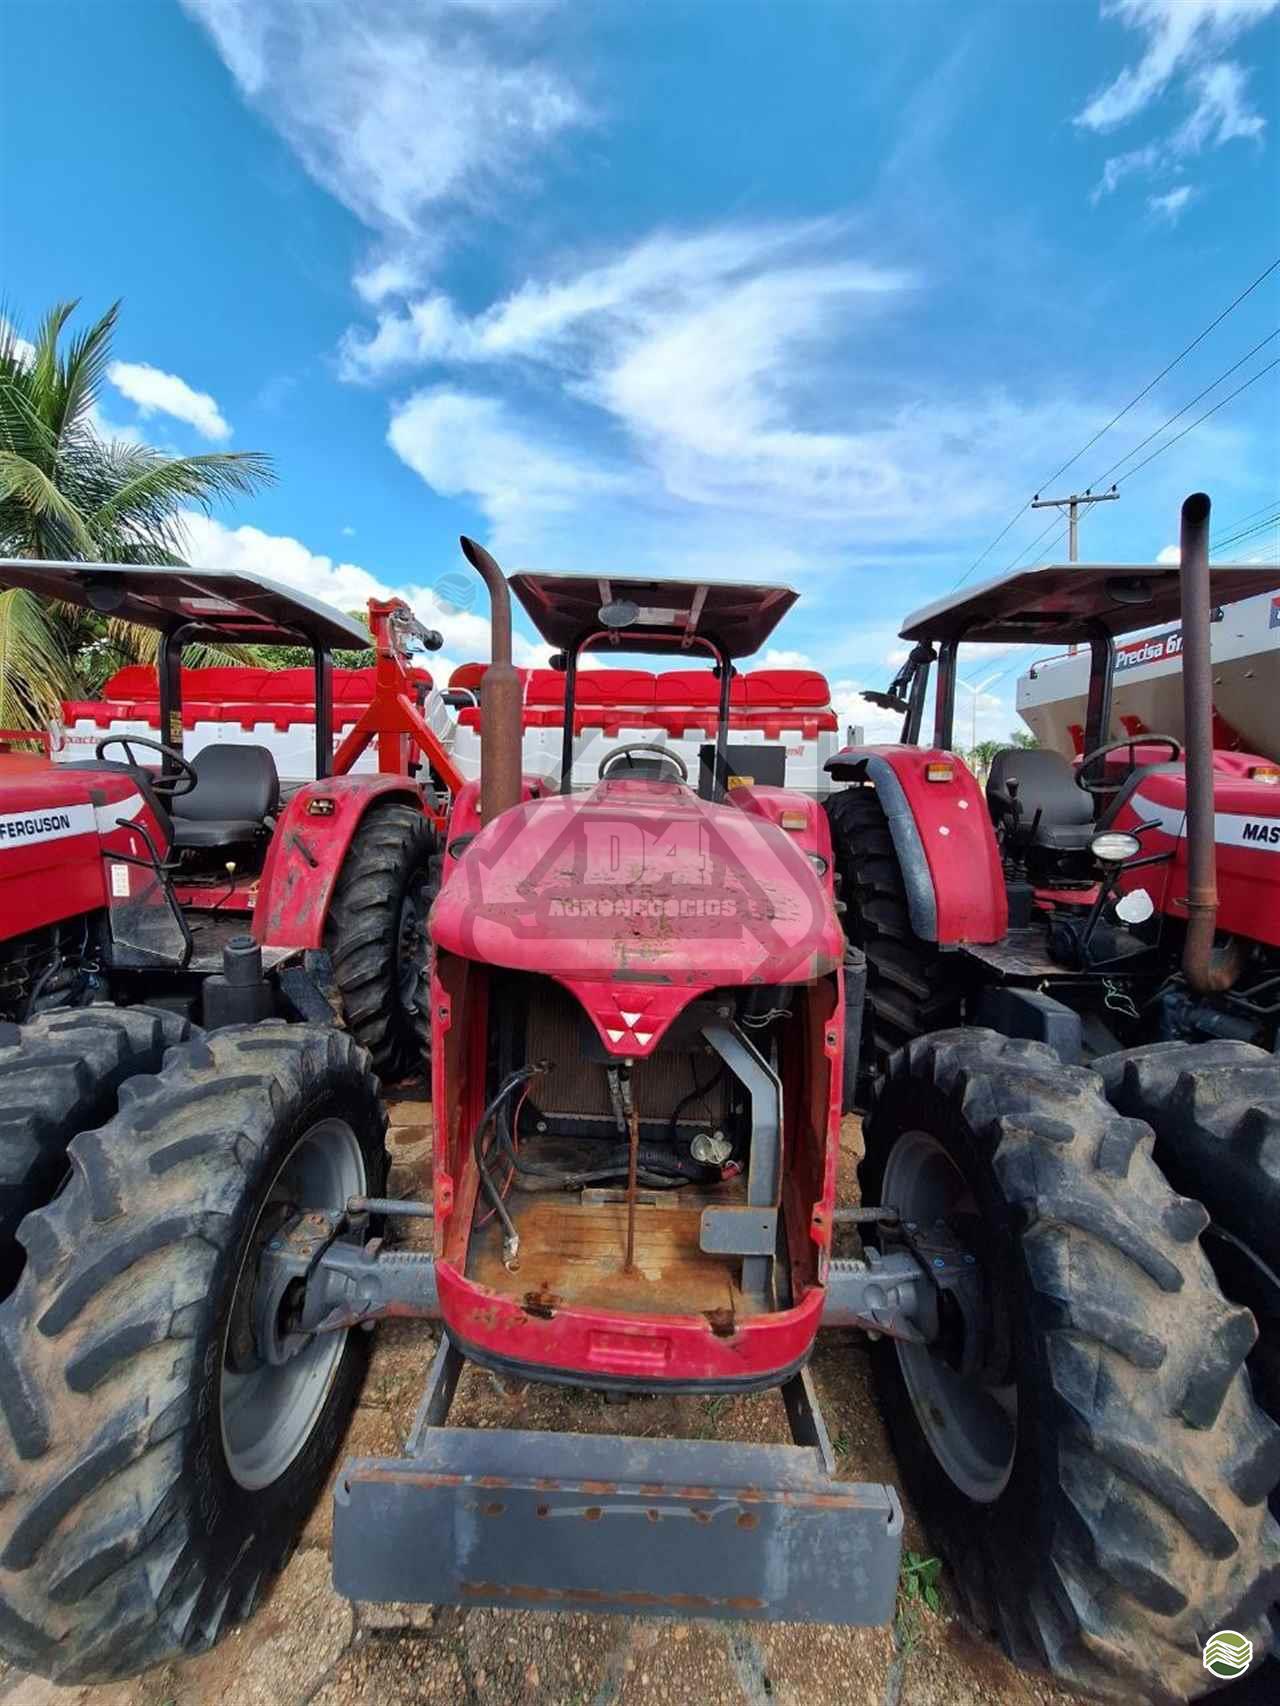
[0,1098,1081,1706]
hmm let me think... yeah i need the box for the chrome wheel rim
[220,1118,365,1491]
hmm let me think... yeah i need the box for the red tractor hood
[431,779,842,1003]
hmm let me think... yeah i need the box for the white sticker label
[1130,792,1280,853]
[110,862,131,897]
[0,802,96,849]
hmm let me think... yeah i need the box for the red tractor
[1,525,1275,1702]
[824,492,1280,1692]
[0,557,460,1298]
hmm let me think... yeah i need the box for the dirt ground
[0,1099,1080,1706]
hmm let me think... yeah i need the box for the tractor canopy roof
[509,571,798,659]
[0,559,369,650]
[900,561,1280,647]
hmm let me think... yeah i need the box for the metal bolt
[905,1222,917,1232]
[933,1257,945,1268]
[964,1254,976,1263]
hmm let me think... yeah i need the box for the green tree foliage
[0,301,274,725]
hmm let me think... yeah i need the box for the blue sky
[3,0,1278,739]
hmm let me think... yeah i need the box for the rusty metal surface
[334,1419,902,1625]
[468,1193,759,1318]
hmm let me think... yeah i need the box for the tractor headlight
[1090,831,1140,865]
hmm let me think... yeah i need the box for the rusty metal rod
[622,1080,640,1273]
[459,535,522,823]
[1177,492,1247,994]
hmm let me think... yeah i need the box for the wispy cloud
[387,389,629,534]
[180,509,557,681]
[181,0,586,268]
[1077,0,1276,132]
[1080,1,1273,207]
[108,360,232,441]
[350,221,1138,562]
[1148,182,1197,222]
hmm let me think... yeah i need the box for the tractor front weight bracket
[331,1330,905,1625]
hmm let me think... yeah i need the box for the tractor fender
[825,746,1006,945]
[254,774,426,949]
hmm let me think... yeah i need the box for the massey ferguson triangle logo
[445,788,835,983]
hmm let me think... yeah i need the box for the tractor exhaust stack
[1178,492,1246,995]
[459,536,522,821]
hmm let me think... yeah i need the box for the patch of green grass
[894,1551,943,1655]
[703,1394,732,1428]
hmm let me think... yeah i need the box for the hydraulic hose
[471,1062,551,1269]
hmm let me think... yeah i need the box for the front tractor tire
[325,800,439,1084]
[0,1006,190,1301]
[0,1023,387,1685]
[825,784,965,1093]
[863,1029,1280,1703]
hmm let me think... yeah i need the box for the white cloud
[1148,182,1198,220]
[0,317,35,368]
[181,0,586,242]
[1173,59,1267,149]
[1080,2,1273,207]
[357,218,1200,578]
[1157,543,1182,561]
[1091,142,1162,199]
[179,510,560,678]
[387,390,629,544]
[340,221,897,380]
[353,254,428,305]
[107,361,232,441]
[1076,0,1277,133]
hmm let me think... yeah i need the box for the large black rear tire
[1099,1040,1280,1692]
[0,1006,190,1300]
[0,1023,386,1684]
[325,800,439,1083]
[825,785,965,1091]
[863,1029,1280,1702]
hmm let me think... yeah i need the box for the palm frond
[53,300,121,442]
[0,452,97,555]
[0,588,76,725]
[90,447,276,537]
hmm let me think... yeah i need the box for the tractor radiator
[521,976,729,1129]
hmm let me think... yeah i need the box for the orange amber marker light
[924,762,954,783]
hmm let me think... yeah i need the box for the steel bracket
[333,1333,904,1625]
[819,1250,932,1342]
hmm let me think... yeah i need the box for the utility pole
[1031,485,1119,561]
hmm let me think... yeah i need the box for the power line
[1036,256,1280,493]
[1212,495,1280,538]
[1211,511,1280,554]
[952,254,1280,589]
[1112,358,1280,487]
[1084,328,1279,491]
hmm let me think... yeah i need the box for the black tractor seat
[170,744,280,851]
[986,747,1095,852]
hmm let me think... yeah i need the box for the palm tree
[0,300,274,726]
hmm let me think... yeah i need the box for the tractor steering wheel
[94,734,199,800]
[597,742,689,783]
[1075,735,1182,796]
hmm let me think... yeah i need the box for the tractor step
[332,1333,903,1624]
